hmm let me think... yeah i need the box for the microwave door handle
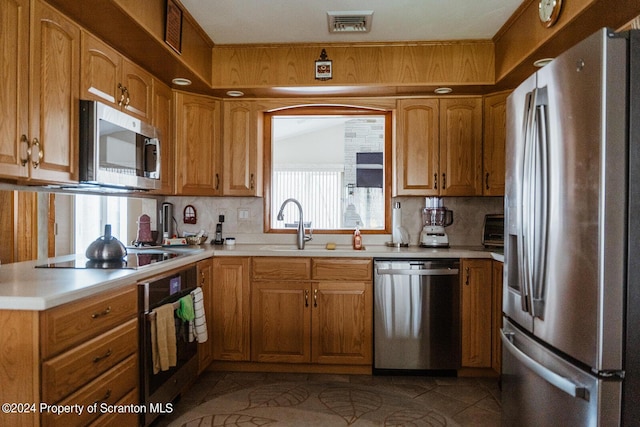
[501,329,588,400]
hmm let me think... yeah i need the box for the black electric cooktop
[35,251,182,270]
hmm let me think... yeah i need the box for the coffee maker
[420,197,453,248]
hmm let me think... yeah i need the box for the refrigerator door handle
[532,100,550,318]
[519,89,537,315]
[501,329,589,400]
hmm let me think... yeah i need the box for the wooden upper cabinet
[395,97,482,196]
[439,98,483,196]
[395,99,439,196]
[28,0,79,184]
[80,32,152,121]
[483,92,508,196]
[121,58,153,121]
[222,101,263,196]
[0,0,79,184]
[80,32,120,105]
[151,79,174,194]
[0,0,29,180]
[174,92,222,196]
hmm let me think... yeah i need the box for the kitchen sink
[259,244,363,252]
[259,245,302,251]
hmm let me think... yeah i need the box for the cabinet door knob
[93,389,112,405]
[313,288,318,307]
[442,173,446,190]
[117,83,127,106]
[250,173,255,190]
[20,134,30,166]
[91,306,112,319]
[93,348,113,363]
[304,289,309,307]
[465,267,470,286]
[486,172,490,190]
[215,173,220,190]
[31,138,43,169]
[434,173,438,190]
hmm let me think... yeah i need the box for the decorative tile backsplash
[162,195,504,247]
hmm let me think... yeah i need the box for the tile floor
[153,371,502,426]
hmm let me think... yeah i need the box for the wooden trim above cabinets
[212,41,495,89]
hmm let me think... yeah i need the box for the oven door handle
[375,268,459,276]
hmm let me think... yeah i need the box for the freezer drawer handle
[501,329,589,401]
[375,268,459,276]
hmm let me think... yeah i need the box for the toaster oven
[482,214,504,248]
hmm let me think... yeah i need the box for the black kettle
[85,224,127,261]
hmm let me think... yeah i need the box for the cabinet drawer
[40,285,137,358]
[312,258,372,281]
[252,257,310,280]
[42,318,138,403]
[88,388,139,427]
[41,354,138,427]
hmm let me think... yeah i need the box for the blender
[420,197,454,247]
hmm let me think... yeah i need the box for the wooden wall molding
[494,0,640,89]
[212,41,495,90]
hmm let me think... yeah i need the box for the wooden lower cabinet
[0,284,139,426]
[491,260,504,373]
[460,259,493,368]
[311,280,372,365]
[245,257,373,368]
[197,258,214,372]
[212,257,251,361]
[251,281,311,363]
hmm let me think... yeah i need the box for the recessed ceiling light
[434,87,453,94]
[533,58,554,67]
[226,90,245,97]
[172,78,192,86]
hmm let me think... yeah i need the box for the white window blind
[272,170,343,229]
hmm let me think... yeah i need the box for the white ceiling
[180,0,526,45]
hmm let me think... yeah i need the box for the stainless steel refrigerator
[502,28,640,426]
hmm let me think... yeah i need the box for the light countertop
[0,244,503,311]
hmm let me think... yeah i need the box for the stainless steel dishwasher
[373,259,460,372]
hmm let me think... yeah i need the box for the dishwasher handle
[375,267,459,276]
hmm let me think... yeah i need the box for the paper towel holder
[386,202,410,247]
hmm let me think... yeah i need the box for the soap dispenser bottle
[353,221,363,250]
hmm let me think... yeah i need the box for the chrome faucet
[277,198,311,249]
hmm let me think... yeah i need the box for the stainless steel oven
[138,266,198,426]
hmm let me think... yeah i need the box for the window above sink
[264,106,392,234]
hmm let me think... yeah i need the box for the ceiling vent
[327,11,373,33]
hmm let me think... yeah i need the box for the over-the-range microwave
[79,100,161,191]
